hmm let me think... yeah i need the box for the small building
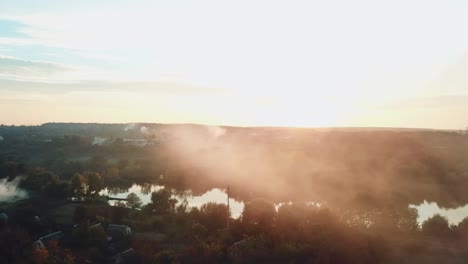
[107,224,132,240]
[109,248,137,264]
[34,231,65,250]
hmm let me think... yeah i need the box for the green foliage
[126,192,143,209]
[0,227,33,263]
[176,198,189,214]
[154,250,175,264]
[198,203,229,231]
[21,168,58,191]
[71,221,107,248]
[39,240,76,264]
[73,206,87,223]
[192,222,208,239]
[453,217,468,242]
[6,125,468,263]
[151,218,165,230]
[242,199,276,233]
[111,204,129,223]
[86,172,103,195]
[70,173,86,196]
[147,188,177,214]
[179,241,224,264]
[421,214,451,237]
[0,159,24,179]
[276,203,338,241]
[44,181,69,198]
[69,172,103,196]
[398,207,419,232]
[88,155,107,173]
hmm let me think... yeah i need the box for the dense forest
[1,123,468,263]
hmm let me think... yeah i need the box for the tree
[154,250,175,264]
[398,207,419,232]
[40,240,76,264]
[453,217,468,241]
[242,199,276,233]
[0,227,33,263]
[70,173,86,196]
[421,214,451,237]
[32,247,49,264]
[22,168,58,191]
[126,193,142,209]
[45,181,69,198]
[88,155,107,173]
[86,172,102,196]
[0,160,24,179]
[149,188,177,214]
[198,203,229,231]
[73,206,88,223]
[72,221,107,248]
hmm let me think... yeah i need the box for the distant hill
[0,122,463,141]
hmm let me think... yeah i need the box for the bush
[154,250,175,264]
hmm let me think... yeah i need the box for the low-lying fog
[0,177,28,202]
[100,183,468,226]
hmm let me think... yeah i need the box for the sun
[230,91,357,127]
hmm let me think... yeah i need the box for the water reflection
[188,188,244,218]
[140,183,154,195]
[100,185,245,218]
[100,184,163,205]
[411,201,468,226]
[101,184,327,219]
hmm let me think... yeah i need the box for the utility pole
[227,185,230,229]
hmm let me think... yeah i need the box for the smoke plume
[0,177,28,202]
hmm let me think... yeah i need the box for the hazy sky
[1,0,468,128]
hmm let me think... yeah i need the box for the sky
[1,0,468,129]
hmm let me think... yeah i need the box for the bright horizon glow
[1,1,468,129]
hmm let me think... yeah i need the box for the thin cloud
[0,55,129,83]
[0,37,44,46]
[0,55,71,80]
[0,78,227,94]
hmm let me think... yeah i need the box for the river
[100,183,468,225]
[100,184,245,218]
[4,179,468,225]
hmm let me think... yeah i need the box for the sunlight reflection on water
[411,201,468,226]
[100,185,245,218]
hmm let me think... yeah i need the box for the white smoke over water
[123,123,138,131]
[0,177,28,202]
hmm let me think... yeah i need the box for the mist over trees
[2,123,468,263]
[3,123,468,210]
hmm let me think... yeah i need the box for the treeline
[3,128,468,208]
[6,188,468,263]
[94,193,468,263]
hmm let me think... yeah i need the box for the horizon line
[1,121,465,132]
